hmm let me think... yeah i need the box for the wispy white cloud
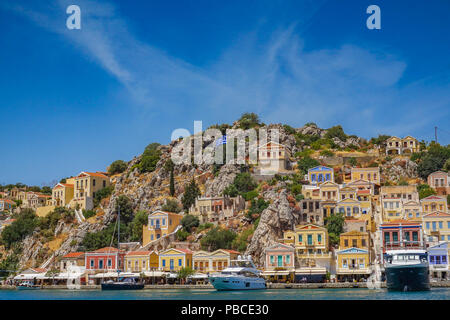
[2,0,449,141]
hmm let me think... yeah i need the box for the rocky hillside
[3,117,427,270]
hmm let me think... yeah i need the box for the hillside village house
[60,252,85,272]
[301,185,321,200]
[299,199,323,225]
[421,195,448,215]
[380,220,424,254]
[192,249,240,273]
[306,166,334,185]
[0,199,15,212]
[343,218,367,233]
[263,243,295,283]
[256,141,292,174]
[347,179,375,195]
[125,251,159,272]
[85,247,125,272]
[422,211,450,243]
[19,192,51,209]
[335,230,371,281]
[428,242,449,280]
[159,248,193,272]
[188,195,245,224]
[283,224,332,282]
[385,136,419,155]
[350,167,380,185]
[380,185,420,221]
[428,171,450,195]
[142,211,183,247]
[339,186,357,201]
[402,200,422,220]
[72,172,110,210]
[319,181,340,202]
[52,183,74,207]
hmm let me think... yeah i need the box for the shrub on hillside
[108,160,128,175]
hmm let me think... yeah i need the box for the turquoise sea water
[0,288,450,300]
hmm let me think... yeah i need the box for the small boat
[384,249,430,291]
[16,280,41,290]
[209,255,266,291]
[101,277,144,290]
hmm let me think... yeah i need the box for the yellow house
[71,172,110,210]
[339,230,370,250]
[301,185,321,200]
[159,248,193,272]
[421,195,448,215]
[336,198,361,218]
[403,200,422,221]
[283,224,332,281]
[351,167,380,185]
[52,183,74,207]
[142,210,183,247]
[125,250,159,272]
[192,249,240,273]
[257,141,292,174]
[339,186,357,201]
[307,166,334,185]
[319,181,340,201]
[336,230,371,281]
[423,211,450,243]
[385,136,419,155]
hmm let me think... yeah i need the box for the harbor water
[0,288,450,300]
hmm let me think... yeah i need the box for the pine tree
[164,159,176,197]
[181,179,200,211]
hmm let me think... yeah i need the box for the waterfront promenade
[2,281,450,290]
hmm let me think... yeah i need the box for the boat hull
[16,286,40,290]
[101,283,144,290]
[385,264,430,291]
[209,276,266,291]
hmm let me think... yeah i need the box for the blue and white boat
[209,255,266,291]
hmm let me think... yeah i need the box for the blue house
[428,242,449,280]
[307,166,334,185]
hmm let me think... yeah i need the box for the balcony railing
[383,240,424,251]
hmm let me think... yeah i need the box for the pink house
[264,243,295,271]
[428,171,450,196]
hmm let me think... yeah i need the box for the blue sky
[0,0,449,186]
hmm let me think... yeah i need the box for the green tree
[108,160,128,175]
[417,184,437,199]
[130,210,148,242]
[115,195,134,224]
[297,156,320,175]
[1,209,38,249]
[176,229,190,241]
[41,186,52,195]
[238,113,260,130]
[324,213,345,246]
[181,214,200,233]
[161,199,181,213]
[370,135,391,146]
[417,142,450,179]
[348,157,357,167]
[93,185,114,207]
[223,184,239,197]
[232,228,253,252]
[181,179,201,211]
[233,172,257,194]
[177,267,195,281]
[325,125,347,141]
[200,227,237,251]
[139,143,161,173]
[164,159,176,197]
[246,198,269,221]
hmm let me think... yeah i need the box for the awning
[14,273,47,280]
[167,273,178,278]
[295,268,327,275]
[262,271,290,276]
[54,272,85,279]
[337,269,371,275]
[90,272,120,278]
[143,271,166,277]
[188,273,208,279]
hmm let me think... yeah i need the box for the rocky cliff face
[381,158,418,182]
[245,187,302,266]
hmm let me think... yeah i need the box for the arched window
[353,207,359,214]
[346,207,351,216]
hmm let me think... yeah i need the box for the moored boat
[101,277,144,290]
[384,249,430,291]
[16,280,41,290]
[209,255,266,291]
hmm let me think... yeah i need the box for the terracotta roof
[421,195,446,201]
[0,199,15,205]
[77,172,109,179]
[31,268,47,273]
[169,248,192,254]
[92,247,120,253]
[357,190,371,195]
[126,251,151,256]
[423,211,450,218]
[54,183,74,189]
[223,249,241,254]
[62,252,85,258]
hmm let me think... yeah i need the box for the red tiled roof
[173,248,192,254]
[422,195,446,201]
[357,190,371,195]
[77,172,109,179]
[93,247,119,253]
[126,251,151,256]
[223,249,240,255]
[31,268,47,273]
[62,252,85,258]
[54,183,74,189]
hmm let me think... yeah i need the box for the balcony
[383,240,423,251]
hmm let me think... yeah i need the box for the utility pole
[435,126,438,143]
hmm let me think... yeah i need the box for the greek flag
[215,135,227,147]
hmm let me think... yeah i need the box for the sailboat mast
[117,204,120,250]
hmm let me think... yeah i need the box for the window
[93,179,96,186]
[439,221,443,229]
[361,239,366,247]
[298,235,302,243]
[270,255,274,264]
[325,174,330,181]
[344,239,349,247]
[99,259,104,269]
[359,259,365,268]
[384,232,390,244]
[343,259,348,268]
[311,174,316,182]
[277,255,283,267]
[162,218,166,226]
[151,235,154,240]
[90,259,94,268]
[162,260,166,267]
[286,255,291,264]
[103,181,106,188]
[392,232,398,242]
[317,234,322,243]
[178,259,182,267]
[426,222,430,229]
[107,259,112,267]
[432,222,437,231]
[307,234,313,245]
[352,239,357,247]
[412,232,418,242]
